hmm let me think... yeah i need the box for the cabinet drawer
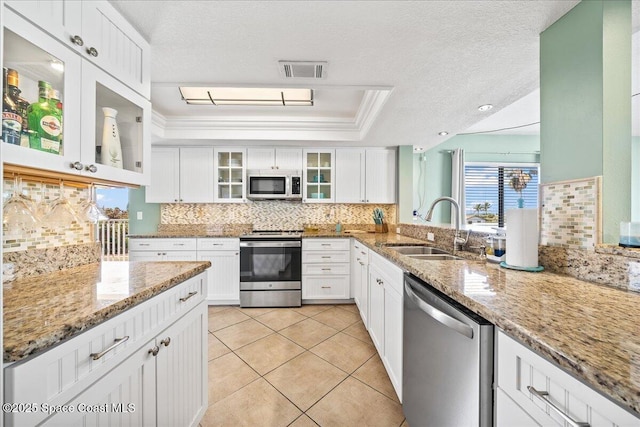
[496,331,639,426]
[129,238,197,251]
[302,275,350,299]
[302,263,350,275]
[303,251,350,263]
[4,272,206,427]
[303,238,350,251]
[197,238,240,251]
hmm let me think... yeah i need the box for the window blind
[464,164,539,227]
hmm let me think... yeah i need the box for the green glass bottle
[27,81,62,154]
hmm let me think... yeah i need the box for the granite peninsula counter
[3,260,211,363]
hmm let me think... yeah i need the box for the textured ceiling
[111,0,583,148]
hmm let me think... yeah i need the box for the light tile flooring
[201,304,407,427]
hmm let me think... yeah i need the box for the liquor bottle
[2,68,22,145]
[7,69,32,147]
[27,81,62,154]
[49,90,63,155]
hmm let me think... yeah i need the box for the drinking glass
[80,184,108,224]
[43,182,82,227]
[3,177,39,235]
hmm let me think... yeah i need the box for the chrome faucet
[425,196,469,252]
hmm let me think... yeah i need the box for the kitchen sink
[407,254,463,261]
[386,246,450,255]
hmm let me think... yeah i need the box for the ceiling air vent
[278,61,327,79]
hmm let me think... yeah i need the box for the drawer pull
[321,256,331,259]
[160,337,171,347]
[321,268,331,271]
[361,251,366,255]
[179,291,198,302]
[527,386,590,427]
[139,243,150,246]
[90,336,129,360]
[321,243,331,246]
[148,346,160,357]
[359,261,365,266]
[321,286,332,289]
[174,243,185,246]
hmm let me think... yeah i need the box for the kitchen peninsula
[3,260,211,426]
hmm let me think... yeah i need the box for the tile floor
[201,304,407,427]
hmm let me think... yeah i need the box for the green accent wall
[633,137,640,221]
[540,0,631,243]
[397,145,414,224]
[128,187,161,234]
[414,134,540,223]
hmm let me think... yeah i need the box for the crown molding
[151,88,393,141]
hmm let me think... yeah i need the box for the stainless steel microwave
[247,169,302,200]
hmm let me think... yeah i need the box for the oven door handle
[240,241,302,248]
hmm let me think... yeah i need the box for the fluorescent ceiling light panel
[179,87,314,106]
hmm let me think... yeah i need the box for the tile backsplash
[161,202,397,230]
[539,176,601,249]
[2,180,93,252]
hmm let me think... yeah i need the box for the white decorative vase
[101,107,123,169]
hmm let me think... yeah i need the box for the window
[464,163,539,230]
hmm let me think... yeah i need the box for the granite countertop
[128,231,241,238]
[3,260,211,363]
[348,233,640,417]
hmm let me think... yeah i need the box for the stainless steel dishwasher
[403,273,494,427]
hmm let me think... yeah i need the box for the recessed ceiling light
[414,146,424,152]
[478,104,493,112]
[438,131,449,136]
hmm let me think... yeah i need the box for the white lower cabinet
[197,238,240,304]
[496,330,639,426]
[128,238,197,262]
[4,273,208,427]
[302,238,351,301]
[366,251,404,402]
[350,239,370,326]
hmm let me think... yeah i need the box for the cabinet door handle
[87,46,99,57]
[179,291,198,302]
[70,34,84,46]
[148,346,160,357]
[359,261,365,266]
[527,386,590,427]
[70,161,84,170]
[361,251,367,255]
[90,336,129,360]
[85,164,97,173]
[160,337,171,347]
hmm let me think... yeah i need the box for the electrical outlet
[427,232,435,241]
[137,211,143,220]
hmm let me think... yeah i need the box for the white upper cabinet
[335,149,365,203]
[335,148,397,203]
[214,148,246,202]
[247,147,302,170]
[365,149,397,203]
[303,149,335,203]
[146,147,214,203]
[5,0,150,98]
[2,4,151,186]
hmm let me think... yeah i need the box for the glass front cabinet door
[303,149,335,203]
[2,7,151,186]
[214,148,247,202]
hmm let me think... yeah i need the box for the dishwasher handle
[404,281,474,339]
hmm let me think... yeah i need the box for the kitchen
[2,0,640,426]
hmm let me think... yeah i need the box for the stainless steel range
[239,230,302,307]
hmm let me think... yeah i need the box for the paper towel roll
[506,208,539,268]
